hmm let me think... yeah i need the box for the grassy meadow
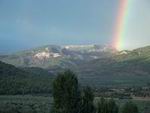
[0,95,150,113]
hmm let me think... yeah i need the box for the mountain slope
[1,45,150,88]
[0,61,54,95]
[0,45,116,68]
[77,46,150,87]
[0,61,28,77]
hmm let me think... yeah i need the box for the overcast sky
[0,0,150,53]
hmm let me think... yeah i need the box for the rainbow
[113,0,131,50]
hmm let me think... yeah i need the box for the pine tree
[52,70,81,113]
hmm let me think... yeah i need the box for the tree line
[0,61,54,95]
[52,70,139,113]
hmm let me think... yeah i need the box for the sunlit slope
[77,46,150,87]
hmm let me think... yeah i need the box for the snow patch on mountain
[53,53,61,58]
[34,48,61,59]
[34,52,50,59]
[118,50,131,55]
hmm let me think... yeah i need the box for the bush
[122,101,139,113]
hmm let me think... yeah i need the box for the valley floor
[0,95,150,113]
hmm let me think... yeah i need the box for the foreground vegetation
[0,69,150,113]
[0,95,150,113]
[51,70,142,113]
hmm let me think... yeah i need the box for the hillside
[0,61,54,95]
[1,45,150,88]
[77,46,150,87]
[0,60,27,77]
[0,45,116,69]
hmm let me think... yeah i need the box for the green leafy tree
[52,70,81,113]
[80,86,95,113]
[122,101,139,113]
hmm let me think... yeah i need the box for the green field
[0,95,53,113]
[0,95,150,113]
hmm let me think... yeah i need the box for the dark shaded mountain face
[0,61,27,77]
[1,45,150,88]
[0,61,54,95]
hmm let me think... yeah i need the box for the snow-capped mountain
[0,44,117,68]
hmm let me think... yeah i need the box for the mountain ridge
[1,45,150,87]
[0,44,117,68]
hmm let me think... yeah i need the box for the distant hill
[0,60,27,77]
[0,61,54,95]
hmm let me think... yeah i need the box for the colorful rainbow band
[113,0,131,50]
